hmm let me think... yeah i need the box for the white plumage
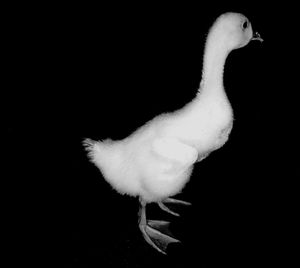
[84,12,263,254]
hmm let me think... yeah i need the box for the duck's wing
[152,137,198,168]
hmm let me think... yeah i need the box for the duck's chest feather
[160,95,233,152]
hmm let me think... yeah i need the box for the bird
[83,12,263,254]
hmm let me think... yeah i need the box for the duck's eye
[242,20,248,30]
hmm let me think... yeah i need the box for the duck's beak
[252,32,263,42]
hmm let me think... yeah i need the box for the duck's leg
[158,197,191,216]
[138,199,179,254]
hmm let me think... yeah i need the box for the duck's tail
[83,138,129,194]
[83,138,96,159]
[83,138,116,170]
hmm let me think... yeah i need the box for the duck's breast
[161,96,233,151]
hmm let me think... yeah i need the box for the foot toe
[140,220,180,254]
[145,224,180,253]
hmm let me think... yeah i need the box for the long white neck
[198,26,230,98]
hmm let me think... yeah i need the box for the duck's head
[214,13,263,51]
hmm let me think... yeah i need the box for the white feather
[84,12,261,203]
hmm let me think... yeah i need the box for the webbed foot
[158,197,191,216]
[139,219,179,254]
[138,199,181,254]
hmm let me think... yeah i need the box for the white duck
[83,12,263,254]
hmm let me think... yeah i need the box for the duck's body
[85,95,232,202]
[84,12,262,254]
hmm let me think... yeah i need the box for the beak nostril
[252,32,263,42]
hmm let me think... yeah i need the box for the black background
[4,3,294,268]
